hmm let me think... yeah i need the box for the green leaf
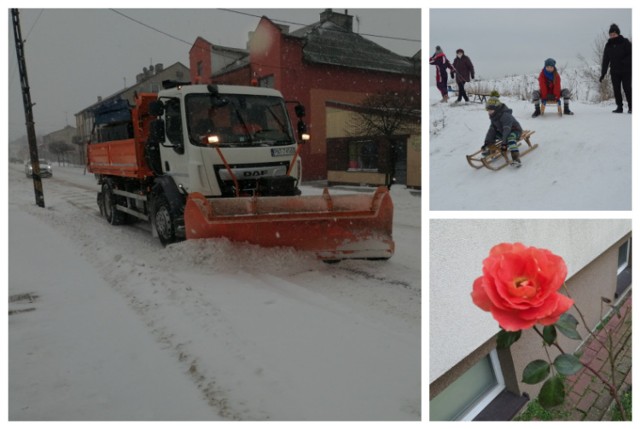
[555,313,582,340]
[542,325,557,345]
[554,353,583,376]
[496,329,521,349]
[538,375,565,409]
[522,359,551,384]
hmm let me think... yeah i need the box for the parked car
[25,159,53,178]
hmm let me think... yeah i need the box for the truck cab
[149,83,303,198]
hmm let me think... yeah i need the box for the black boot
[510,150,521,168]
[564,103,574,115]
[532,105,541,118]
[613,106,624,113]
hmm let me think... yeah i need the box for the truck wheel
[102,182,126,225]
[153,195,177,246]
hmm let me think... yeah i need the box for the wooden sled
[541,103,562,117]
[466,130,537,171]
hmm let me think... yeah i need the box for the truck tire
[153,194,177,246]
[102,181,127,225]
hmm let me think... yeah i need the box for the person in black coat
[451,48,475,103]
[600,23,632,113]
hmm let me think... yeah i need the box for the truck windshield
[186,94,295,147]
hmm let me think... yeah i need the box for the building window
[258,75,274,88]
[617,238,630,274]
[430,350,505,421]
[348,140,378,171]
[197,61,203,78]
[616,238,632,298]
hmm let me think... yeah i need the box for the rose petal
[490,305,537,331]
[538,294,574,326]
[471,277,492,311]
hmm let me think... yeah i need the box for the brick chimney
[319,9,353,32]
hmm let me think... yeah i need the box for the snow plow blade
[184,186,395,261]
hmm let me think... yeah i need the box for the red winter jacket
[538,69,562,100]
[429,53,454,84]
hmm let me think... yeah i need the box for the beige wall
[326,106,353,138]
[430,219,632,384]
[327,170,386,186]
[406,134,421,188]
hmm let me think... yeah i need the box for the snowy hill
[429,75,631,211]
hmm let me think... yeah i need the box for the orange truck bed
[87,93,156,179]
[87,138,153,178]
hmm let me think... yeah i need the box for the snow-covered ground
[7,164,421,421]
[429,82,632,210]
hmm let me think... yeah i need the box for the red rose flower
[471,243,573,331]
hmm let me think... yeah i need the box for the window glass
[259,75,274,88]
[185,93,294,147]
[164,98,183,145]
[618,240,630,272]
[430,353,500,421]
[348,140,378,171]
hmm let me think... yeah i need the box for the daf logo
[243,170,268,177]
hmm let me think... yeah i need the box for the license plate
[271,147,296,157]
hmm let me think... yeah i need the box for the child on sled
[481,92,524,167]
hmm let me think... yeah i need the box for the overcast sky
[4,8,421,142]
[430,8,631,80]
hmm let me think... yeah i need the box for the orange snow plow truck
[87,81,394,261]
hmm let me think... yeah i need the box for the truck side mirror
[295,104,305,118]
[149,100,164,117]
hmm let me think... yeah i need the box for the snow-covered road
[8,164,421,420]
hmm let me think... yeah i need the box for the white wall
[429,219,631,383]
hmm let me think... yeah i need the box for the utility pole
[12,8,45,207]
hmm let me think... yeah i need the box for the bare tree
[347,90,420,189]
[347,90,420,139]
[579,31,613,101]
[48,140,75,166]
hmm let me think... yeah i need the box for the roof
[79,62,189,113]
[289,20,419,76]
[326,99,421,121]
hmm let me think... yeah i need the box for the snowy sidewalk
[8,207,220,420]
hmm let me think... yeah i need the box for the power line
[110,9,193,47]
[24,9,44,41]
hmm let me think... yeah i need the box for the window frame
[617,238,631,275]
[458,349,506,420]
[430,349,506,421]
